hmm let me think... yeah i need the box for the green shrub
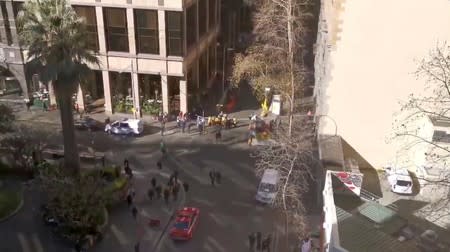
[0,189,21,218]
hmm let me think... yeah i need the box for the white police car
[386,168,413,195]
[105,119,143,136]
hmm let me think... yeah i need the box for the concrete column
[179,79,187,114]
[76,84,85,110]
[0,3,8,44]
[127,8,136,55]
[158,10,166,57]
[131,59,140,114]
[48,82,57,105]
[161,75,169,113]
[5,1,19,46]
[95,6,107,53]
[102,71,113,114]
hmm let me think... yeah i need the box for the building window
[209,0,216,30]
[1,1,12,45]
[166,11,183,56]
[135,9,159,54]
[110,71,132,113]
[73,6,99,52]
[198,0,207,37]
[186,3,197,49]
[104,8,129,52]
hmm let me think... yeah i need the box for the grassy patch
[0,189,22,219]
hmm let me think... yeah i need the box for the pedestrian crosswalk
[16,232,43,252]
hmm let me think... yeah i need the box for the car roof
[395,175,412,182]
[261,169,279,184]
[176,216,192,223]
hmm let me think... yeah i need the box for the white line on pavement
[191,197,215,207]
[17,232,31,252]
[207,236,227,252]
[208,213,227,227]
[31,233,44,252]
[203,242,215,252]
[110,224,129,245]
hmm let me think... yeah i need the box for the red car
[169,207,200,240]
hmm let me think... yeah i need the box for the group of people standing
[248,232,272,252]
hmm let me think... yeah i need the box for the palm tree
[18,0,99,174]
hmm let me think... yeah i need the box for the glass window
[174,221,189,230]
[134,9,159,54]
[104,8,129,52]
[109,72,132,113]
[198,0,207,37]
[73,6,99,51]
[165,11,183,56]
[186,3,197,49]
[1,1,12,45]
[208,0,216,29]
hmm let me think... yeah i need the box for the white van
[255,169,279,204]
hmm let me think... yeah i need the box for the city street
[0,105,287,252]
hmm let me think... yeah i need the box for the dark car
[74,117,104,131]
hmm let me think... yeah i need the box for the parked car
[74,117,104,131]
[104,119,143,136]
[169,207,200,240]
[386,168,413,194]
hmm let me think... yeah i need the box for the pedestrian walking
[147,188,154,201]
[173,170,179,184]
[42,101,48,112]
[167,179,174,188]
[151,177,157,188]
[155,185,162,199]
[215,129,222,142]
[263,234,272,252]
[160,141,166,155]
[157,160,162,170]
[163,188,170,205]
[248,232,256,251]
[172,183,180,201]
[256,232,262,250]
[126,194,133,208]
[182,182,189,192]
[215,171,222,184]
[209,171,216,186]
[134,242,140,252]
[181,119,186,133]
[131,205,138,219]
[160,120,165,136]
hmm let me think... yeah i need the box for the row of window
[2,1,217,57]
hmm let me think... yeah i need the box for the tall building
[314,0,450,170]
[0,0,221,115]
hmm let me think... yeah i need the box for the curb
[0,186,24,223]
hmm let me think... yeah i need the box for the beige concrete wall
[317,0,450,169]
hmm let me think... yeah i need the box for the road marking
[203,242,215,252]
[168,156,209,185]
[17,233,31,252]
[110,224,129,245]
[208,213,227,227]
[31,233,44,252]
[207,236,227,252]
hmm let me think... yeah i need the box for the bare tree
[252,116,316,241]
[392,42,450,225]
[232,0,313,136]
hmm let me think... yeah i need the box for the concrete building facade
[0,0,221,115]
[314,0,450,170]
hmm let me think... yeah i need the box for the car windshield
[259,183,276,193]
[120,123,130,128]
[397,180,412,187]
[174,221,189,230]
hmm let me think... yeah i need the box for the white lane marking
[207,236,227,252]
[17,233,31,252]
[203,160,256,192]
[110,224,129,245]
[169,157,209,185]
[203,242,215,252]
[208,213,227,227]
[31,233,44,252]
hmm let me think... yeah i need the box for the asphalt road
[3,115,285,252]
